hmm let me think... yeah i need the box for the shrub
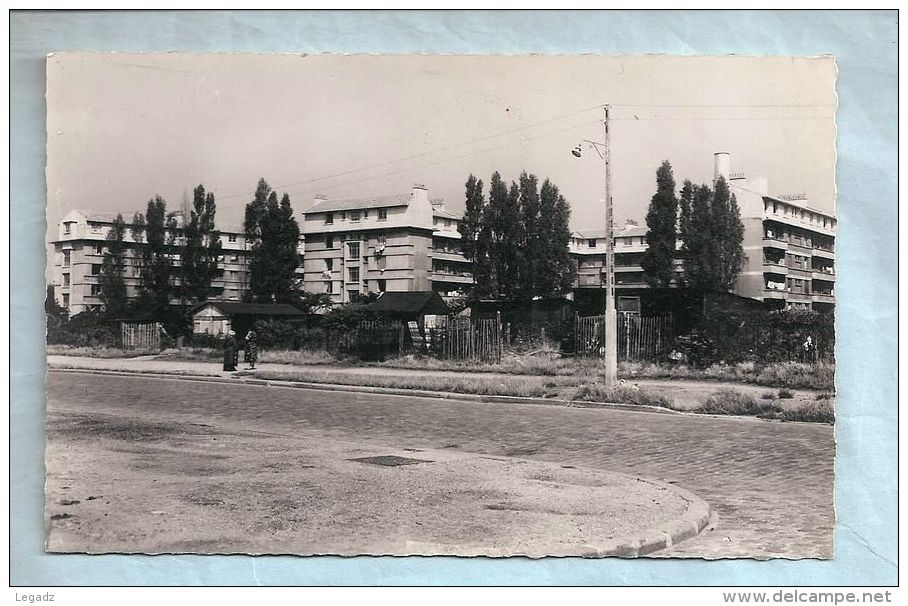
[761,392,778,400]
[46,310,118,347]
[815,392,835,401]
[777,388,794,399]
[779,400,835,424]
[698,388,782,417]
[571,383,675,409]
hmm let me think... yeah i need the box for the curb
[579,477,712,557]
[48,366,682,416]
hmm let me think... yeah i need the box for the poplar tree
[179,184,223,303]
[244,179,301,303]
[131,196,176,315]
[98,213,129,316]
[641,161,678,288]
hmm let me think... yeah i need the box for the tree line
[459,171,576,301]
[641,160,746,292]
[96,179,302,329]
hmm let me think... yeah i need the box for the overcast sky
[46,53,836,240]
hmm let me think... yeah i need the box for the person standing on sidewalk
[244,330,258,370]
[223,330,238,372]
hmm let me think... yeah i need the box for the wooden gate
[574,313,674,361]
[618,313,674,361]
[439,313,502,363]
[120,322,161,350]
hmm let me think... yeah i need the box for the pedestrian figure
[223,330,238,372]
[244,330,258,369]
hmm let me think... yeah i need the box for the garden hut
[190,301,305,337]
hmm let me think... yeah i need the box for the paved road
[47,370,835,558]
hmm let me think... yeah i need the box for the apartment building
[50,209,256,316]
[300,185,473,304]
[567,153,835,313]
[715,152,836,312]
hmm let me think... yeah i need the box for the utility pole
[603,105,618,387]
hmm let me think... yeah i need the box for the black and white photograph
[44,53,837,559]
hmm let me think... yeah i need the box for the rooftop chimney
[714,152,731,182]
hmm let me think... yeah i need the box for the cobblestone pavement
[48,371,835,558]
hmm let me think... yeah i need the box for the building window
[231,254,239,262]
[90,284,102,297]
[363,210,368,219]
[63,223,72,235]
[378,279,387,292]
[347,242,360,259]
[62,294,69,308]
[91,264,101,276]
[377,234,386,246]
[95,244,104,255]
[445,219,451,228]
[228,234,237,242]
[325,280,334,294]
[326,235,334,249]
[62,251,71,267]
[378,208,387,221]
[588,239,596,248]
[348,266,359,283]
[350,210,361,222]
[325,258,333,271]
[63,274,70,287]
[90,222,102,233]
[324,212,334,225]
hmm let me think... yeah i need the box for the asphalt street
[46,370,835,558]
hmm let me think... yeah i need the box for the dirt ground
[45,408,696,557]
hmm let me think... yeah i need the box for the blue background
[10,10,898,586]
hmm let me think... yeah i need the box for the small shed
[368,291,450,325]
[191,301,305,336]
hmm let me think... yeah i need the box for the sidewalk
[47,353,827,412]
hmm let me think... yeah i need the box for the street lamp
[571,105,618,387]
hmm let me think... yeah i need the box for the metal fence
[120,322,161,350]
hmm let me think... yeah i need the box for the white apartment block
[49,209,264,316]
[300,185,472,304]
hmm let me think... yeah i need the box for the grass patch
[253,369,552,398]
[570,383,676,410]
[760,391,778,400]
[159,347,221,361]
[46,345,160,358]
[370,352,595,377]
[159,348,341,366]
[779,399,835,424]
[777,388,795,400]
[697,388,783,417]
[619,360,834,390]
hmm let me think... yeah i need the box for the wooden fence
[120,322,161,350]
[436,314,502,363]
[574,313,674,361]
[618,314,674,361]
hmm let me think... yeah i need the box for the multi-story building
[49,209,265,316]
[716,152,836,312]
[300,184,472,304]
[568,153,836,313]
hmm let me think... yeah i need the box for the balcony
[613,265,644,273]
[787,266,812,279]
[763,289,787,300]
[812,293,835,304]
[763,237,789,251]
[812,247,835,260]
[762,262,787,275]
[430,271,473,285]
[811,269,836,282]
